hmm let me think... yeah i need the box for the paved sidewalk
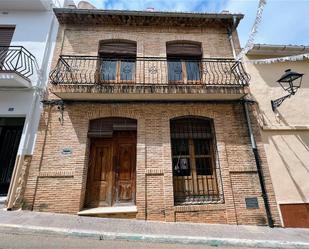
[0,210,308,248]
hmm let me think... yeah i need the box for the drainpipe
[243,101,274,227]
[227,26,274,227]
[227,28,237,58]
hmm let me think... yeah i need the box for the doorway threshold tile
[78,206,137,215]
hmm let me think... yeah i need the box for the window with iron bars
[170,116,222,205]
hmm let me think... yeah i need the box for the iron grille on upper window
[170,116,222,205]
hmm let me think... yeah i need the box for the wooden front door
[85,131,136,208]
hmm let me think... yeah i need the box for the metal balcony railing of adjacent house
[50,55,250,88]
[0,46,38,81]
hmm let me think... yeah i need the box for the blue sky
[74,0,309,47]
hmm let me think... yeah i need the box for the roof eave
[247,44,309,56]
[53,8,244,29]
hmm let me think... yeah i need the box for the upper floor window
[0,27,15,66]
[0,27,15,47]
[98,40,136,82]
[166,42,202,84]
[170,116,220,205]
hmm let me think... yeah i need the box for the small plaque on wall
[61,148,72,155]
[245,197,259,209]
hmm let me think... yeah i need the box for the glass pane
[173,157,191,176]
[171,139,190,176]
[100,60,116,80]
[120,60,135,80]
[168,60,182,81]
[196,157,213,175]
[185,61,200,81]
[171,138,189,156]
[194,139,211,155]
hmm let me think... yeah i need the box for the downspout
[227,27,237,58]
[227,25,274,227]
[243,102,274,227]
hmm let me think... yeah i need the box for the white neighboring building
[0,0,74,208]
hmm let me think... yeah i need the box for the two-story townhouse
[14,4,281,226]
[246,44,309,228]
[0,0,73,209]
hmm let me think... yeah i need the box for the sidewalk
[0,210,308,248]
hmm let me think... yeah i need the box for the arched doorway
[84,117,137,208]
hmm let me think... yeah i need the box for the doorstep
[77,206,137,216]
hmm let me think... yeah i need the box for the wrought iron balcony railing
[0,46,38,81]
[50,55,250,87]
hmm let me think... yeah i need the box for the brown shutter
[167,42,202,57]
[0,27,15,46]
[99,41,136,56]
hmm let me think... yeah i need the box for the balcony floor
[0,72,31,88]
[52,84,247,101]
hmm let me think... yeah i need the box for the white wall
[0,9,58,85]
[0,1,63,154]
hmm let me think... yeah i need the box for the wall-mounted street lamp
[271,69,304,112]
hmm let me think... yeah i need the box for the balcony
[50,55,250,101]
[0,46,37,88]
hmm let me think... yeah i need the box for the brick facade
[20,10,281,226]
[22,102,281,225]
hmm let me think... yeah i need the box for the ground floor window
[170,116,221,205]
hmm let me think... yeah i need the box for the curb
[1,223,309,248]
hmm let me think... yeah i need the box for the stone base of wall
[5,155,32,210]
[22,102,281,226]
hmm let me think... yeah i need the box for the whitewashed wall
[0,0,66,154]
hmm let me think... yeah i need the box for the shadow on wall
[267,131,309,204]
[252,60,309,88]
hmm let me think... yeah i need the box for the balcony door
[166,41,202,84]
[167,59,201,84]
[85,118,137,208]
[100,58,135,82]
[98,40,136,83]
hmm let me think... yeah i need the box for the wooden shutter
[0,27,15,46]
[167,42,202,57]
[99,41,136,56]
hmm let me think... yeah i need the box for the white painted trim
[0,196,7,203]
[78,206,137,215]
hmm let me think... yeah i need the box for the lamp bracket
[271,93,292,112]
[41,99,65,124]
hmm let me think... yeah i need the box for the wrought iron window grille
[170,116,223,205]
